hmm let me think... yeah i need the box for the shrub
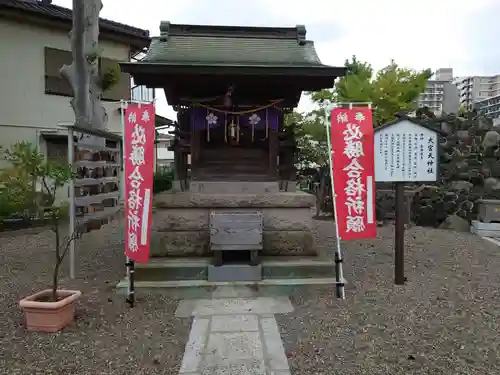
[153,170,174,194]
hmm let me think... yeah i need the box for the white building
[0,0,154,201]
[0,0,150,164]
[456,75,500,110]
[475,94,500,125]
[417,68,460,115]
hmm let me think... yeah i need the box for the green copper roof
[141,22,329,67]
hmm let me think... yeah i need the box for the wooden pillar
[268,130,278,178]
[190,131,200,177]
[173,146,181,179]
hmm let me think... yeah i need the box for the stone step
[192,174,273,182]
[199,164,268,172]
[133,257,335,282]
[190,181,279,194]
[200,150,267,161]
[115,277,342,299]
[199,160,268,167]
[201,147,267,155]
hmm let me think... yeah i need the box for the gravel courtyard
[1,219,500,374]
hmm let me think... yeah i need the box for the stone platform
[116,257,339,298]
[471,220,500,237]
[151,190,316,257]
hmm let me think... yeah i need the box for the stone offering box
[208,211,263,282]
[477,199,500,223]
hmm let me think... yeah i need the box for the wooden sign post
[374,115,442,285]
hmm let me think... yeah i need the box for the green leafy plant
[153,170,174,194]
[99,63,120,92]
[3,142,78,301]
[0,166,36,221]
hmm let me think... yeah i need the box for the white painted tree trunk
[60,0,108,131]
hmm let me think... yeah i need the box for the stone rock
[441,122,454,135]
[438,215,470,232]
[456,130,470,142]
[482,131,500,148]
[449,181,473,193]
[484,177,500,191]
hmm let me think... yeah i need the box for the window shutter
[44,47,73,97]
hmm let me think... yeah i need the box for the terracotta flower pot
[19,289,82,332]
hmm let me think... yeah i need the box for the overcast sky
[53,0,499,119]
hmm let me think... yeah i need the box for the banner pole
[68,127,76,280]
[325,106,346,300]
[121,100,135,307]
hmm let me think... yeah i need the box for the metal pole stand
[125,258,135,307]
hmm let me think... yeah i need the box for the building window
[45,137,68,164]
[44,47,131,102]
[131,85,154,102]
[44,47,73,97]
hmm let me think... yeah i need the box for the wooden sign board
[374,118,439,183]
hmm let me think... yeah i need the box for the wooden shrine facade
[120,22,347,189]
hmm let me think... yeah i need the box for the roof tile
[144,35,325,67]
[1,0,150,41]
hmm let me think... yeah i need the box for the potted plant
[3,142,82,332]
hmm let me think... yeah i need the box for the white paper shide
[374,119,439,182]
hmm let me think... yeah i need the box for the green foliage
[99,63,120,92]
[310,56,432,126]
[284,111,329,168]
[0,166,36,220]
[3,142,74,209]
[1,142,76,301]
[153,170,174,194]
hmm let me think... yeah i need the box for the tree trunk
[60,0,107,131]
[52,218,60,302]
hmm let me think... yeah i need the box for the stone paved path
[175,287,293,375]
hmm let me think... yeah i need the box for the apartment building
[474,94,500,125]
[456,75,500,110]
[417,68,460,115]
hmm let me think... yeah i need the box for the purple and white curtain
[189,107,280,134]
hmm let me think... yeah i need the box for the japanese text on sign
[124,103,155,263]
[374,119,439,183]
[330,107,377,240]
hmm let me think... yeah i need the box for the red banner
[124,102,155,263]
[330,107,376,240]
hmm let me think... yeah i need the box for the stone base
[152,191,316,257]
[151,230,314,257]
[279,181,297,192]
[471,220,500,237]
[116,257,341,298]
[208,264,262,282]
[190,181,279,194]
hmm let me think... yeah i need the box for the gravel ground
[2,217,500,375]
[0,222,189,375]
[278,219,500,375]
